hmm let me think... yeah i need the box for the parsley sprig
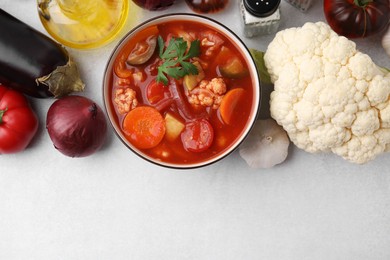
[157,36,200,85]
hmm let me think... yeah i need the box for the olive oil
[37,0,128,49]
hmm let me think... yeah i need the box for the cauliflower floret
[349,52,383,81]
[114,88,138,114]
[200,77,227,95]
[380,102,390,128]
[265,21,390,164]
[366,75,390,106]
[200,31,224,57]
[188,78,227,109]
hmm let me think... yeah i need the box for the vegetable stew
[107,19,256,165]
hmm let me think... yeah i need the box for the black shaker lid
[243,0,281,18]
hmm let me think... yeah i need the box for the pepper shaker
[240,0,281,38]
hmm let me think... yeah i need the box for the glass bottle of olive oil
[37,0,128,49]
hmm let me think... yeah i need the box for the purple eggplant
[0,9,84,98]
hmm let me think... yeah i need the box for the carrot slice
[219,88,246,125]
[123,106,166,149]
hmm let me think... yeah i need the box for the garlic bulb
[239,119,290,169]
[382,26,390,58]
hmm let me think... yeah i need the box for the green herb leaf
[184,39,200,59]
[249,48,272,85]
[157,36,200,85]
[158,36,165,57]
[157,67,169,85]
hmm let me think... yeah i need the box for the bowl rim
[102,13,261,170]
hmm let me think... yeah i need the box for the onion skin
[46,95,107,157]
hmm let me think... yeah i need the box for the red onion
[46,95,107,157]
[131,0,175,11]
[169,78,207,120]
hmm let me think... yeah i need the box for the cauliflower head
[264,22,390,164]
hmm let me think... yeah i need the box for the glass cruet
[37,0,129,49]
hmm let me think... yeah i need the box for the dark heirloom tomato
[0,85,38,154]
[324,0,390,38]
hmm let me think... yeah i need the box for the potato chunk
[183,61,205,91]
[164,113,185,141]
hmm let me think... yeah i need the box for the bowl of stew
[103,13,261,169]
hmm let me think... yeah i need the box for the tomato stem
[0,108,7,124]
[354,0,372,7]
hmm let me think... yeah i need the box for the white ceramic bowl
[103,13,261,169]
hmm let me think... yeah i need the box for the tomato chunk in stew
[109,20,254,165]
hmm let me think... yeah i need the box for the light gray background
[1,0,390,259]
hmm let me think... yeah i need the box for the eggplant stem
[354,0,373,6]
[37,58,85,98]
[0,107,7,124]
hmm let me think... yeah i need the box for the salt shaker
[240,0,281,38]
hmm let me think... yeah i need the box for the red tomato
[0,85,39,154]
[181,119,214,152]
[146,80,169,104]
[324,0,390,38]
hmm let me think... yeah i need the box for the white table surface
[1,1,390,259]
